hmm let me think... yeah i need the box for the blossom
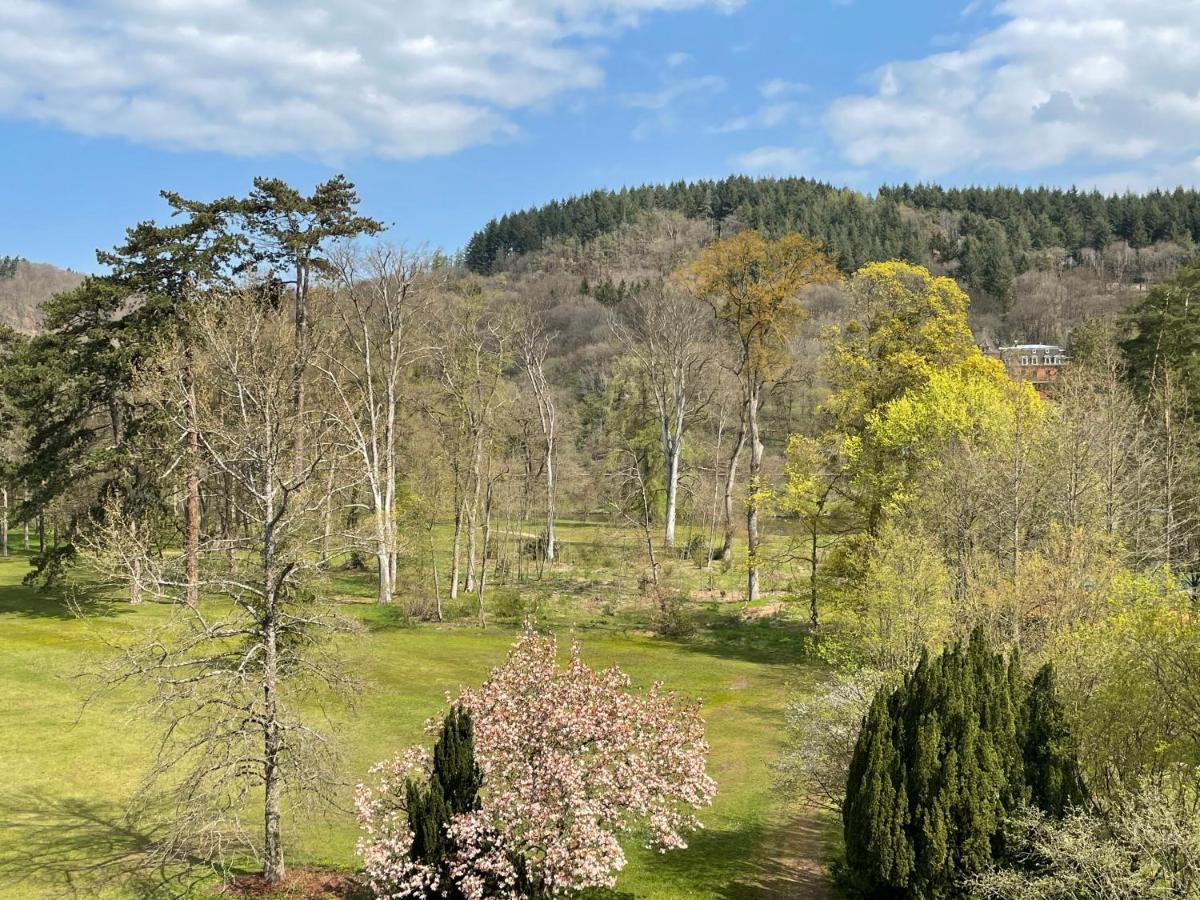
[356,627,717,898]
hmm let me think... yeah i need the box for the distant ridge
[463,175,1200,278]
[0,258,85,333]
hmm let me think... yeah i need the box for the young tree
[780,434,853,627]
[429,292,515,603]
[358,629,716,899]
[519,315,558,564]
[680,231,839,600]
[385,708,484,899]
[85,292,358,885]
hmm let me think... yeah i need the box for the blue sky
[3,0,1199,271]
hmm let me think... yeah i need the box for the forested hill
[465,177,1200,276]
[465,176,930,275]
[0,256,84,333]
[464,176,1200,342]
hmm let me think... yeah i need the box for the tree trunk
[543,441,556,564]
[721,410,747,562]
[809,518,819,627]
[376,543,392,604]
[262,463,284,884]
[1,486,8,558]
[477,480,494,625]
[430,530,443,621]
[184,363,200,606]
[745,388,763,603]
[465,438,483,592]
[450,501,463,601]
[664,439,681,552]
[262,602,284,883]
[292,262,309,476]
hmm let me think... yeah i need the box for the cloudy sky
[3,0,1200,270]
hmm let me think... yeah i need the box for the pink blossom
[356,627,717,898]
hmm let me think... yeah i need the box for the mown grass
[0,534,826,899]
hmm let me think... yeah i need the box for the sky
[3,0,1200,272]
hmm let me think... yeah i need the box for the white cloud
[622,75,725,110]
[759,79,809,98]
[0,0,740,159]
[713,101,803,133]
[624,74,725,139]
[826,0,1200,180]
[666,51,691,67]
[734,145,813,173]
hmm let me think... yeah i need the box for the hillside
[0,258,83,332]
[465,176,1200,343]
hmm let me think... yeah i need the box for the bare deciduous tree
[610,280,710,552]
[320,245,432,604]
[84,293,358,885]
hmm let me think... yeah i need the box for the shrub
[844,630,1084,898]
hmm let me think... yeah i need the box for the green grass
[0,544,828,899]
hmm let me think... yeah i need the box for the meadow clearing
[0,521,835,899]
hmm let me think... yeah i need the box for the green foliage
[0,256,21,279]
[465,176,932,275]
[1121,254,1200,416]
[406,707,483,887]
[1020,664,1087,819]
[844,630,1084,898]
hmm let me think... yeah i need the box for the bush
[654,593,696,638]
[844,630,1084,898]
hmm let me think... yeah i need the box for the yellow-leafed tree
[679,230,839,601]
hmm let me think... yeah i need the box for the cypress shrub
[844,629,1082,898]
[406,706,483,892]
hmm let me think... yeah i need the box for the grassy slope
[0,537,827,899]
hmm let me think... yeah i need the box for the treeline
[883,182,1200,251]
[465,177,1200,274]
[464,176,931,275]
[465,177,1200,340]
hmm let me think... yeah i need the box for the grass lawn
[0,536,832,899]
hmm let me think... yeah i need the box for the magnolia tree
[357,629,717,899]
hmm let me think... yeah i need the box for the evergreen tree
[1019,663,1086,818]
[406,707,483,894]
[844,630,1083,898]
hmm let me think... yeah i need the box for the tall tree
[680,231,838,601]
[321,245,431,603]
[610,279,711,551]
[87,291,357,885]
[519,311,559,564]
[232,176,384,467]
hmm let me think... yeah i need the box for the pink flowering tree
[357,628,717,899]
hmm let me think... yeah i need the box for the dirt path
[755,804,833,900]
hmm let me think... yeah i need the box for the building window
[1021,356,1028,366]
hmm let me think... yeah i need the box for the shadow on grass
[0,576,133,621]
[659,610,818,668]
[610,812,832,900]
[0,790,213,898]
